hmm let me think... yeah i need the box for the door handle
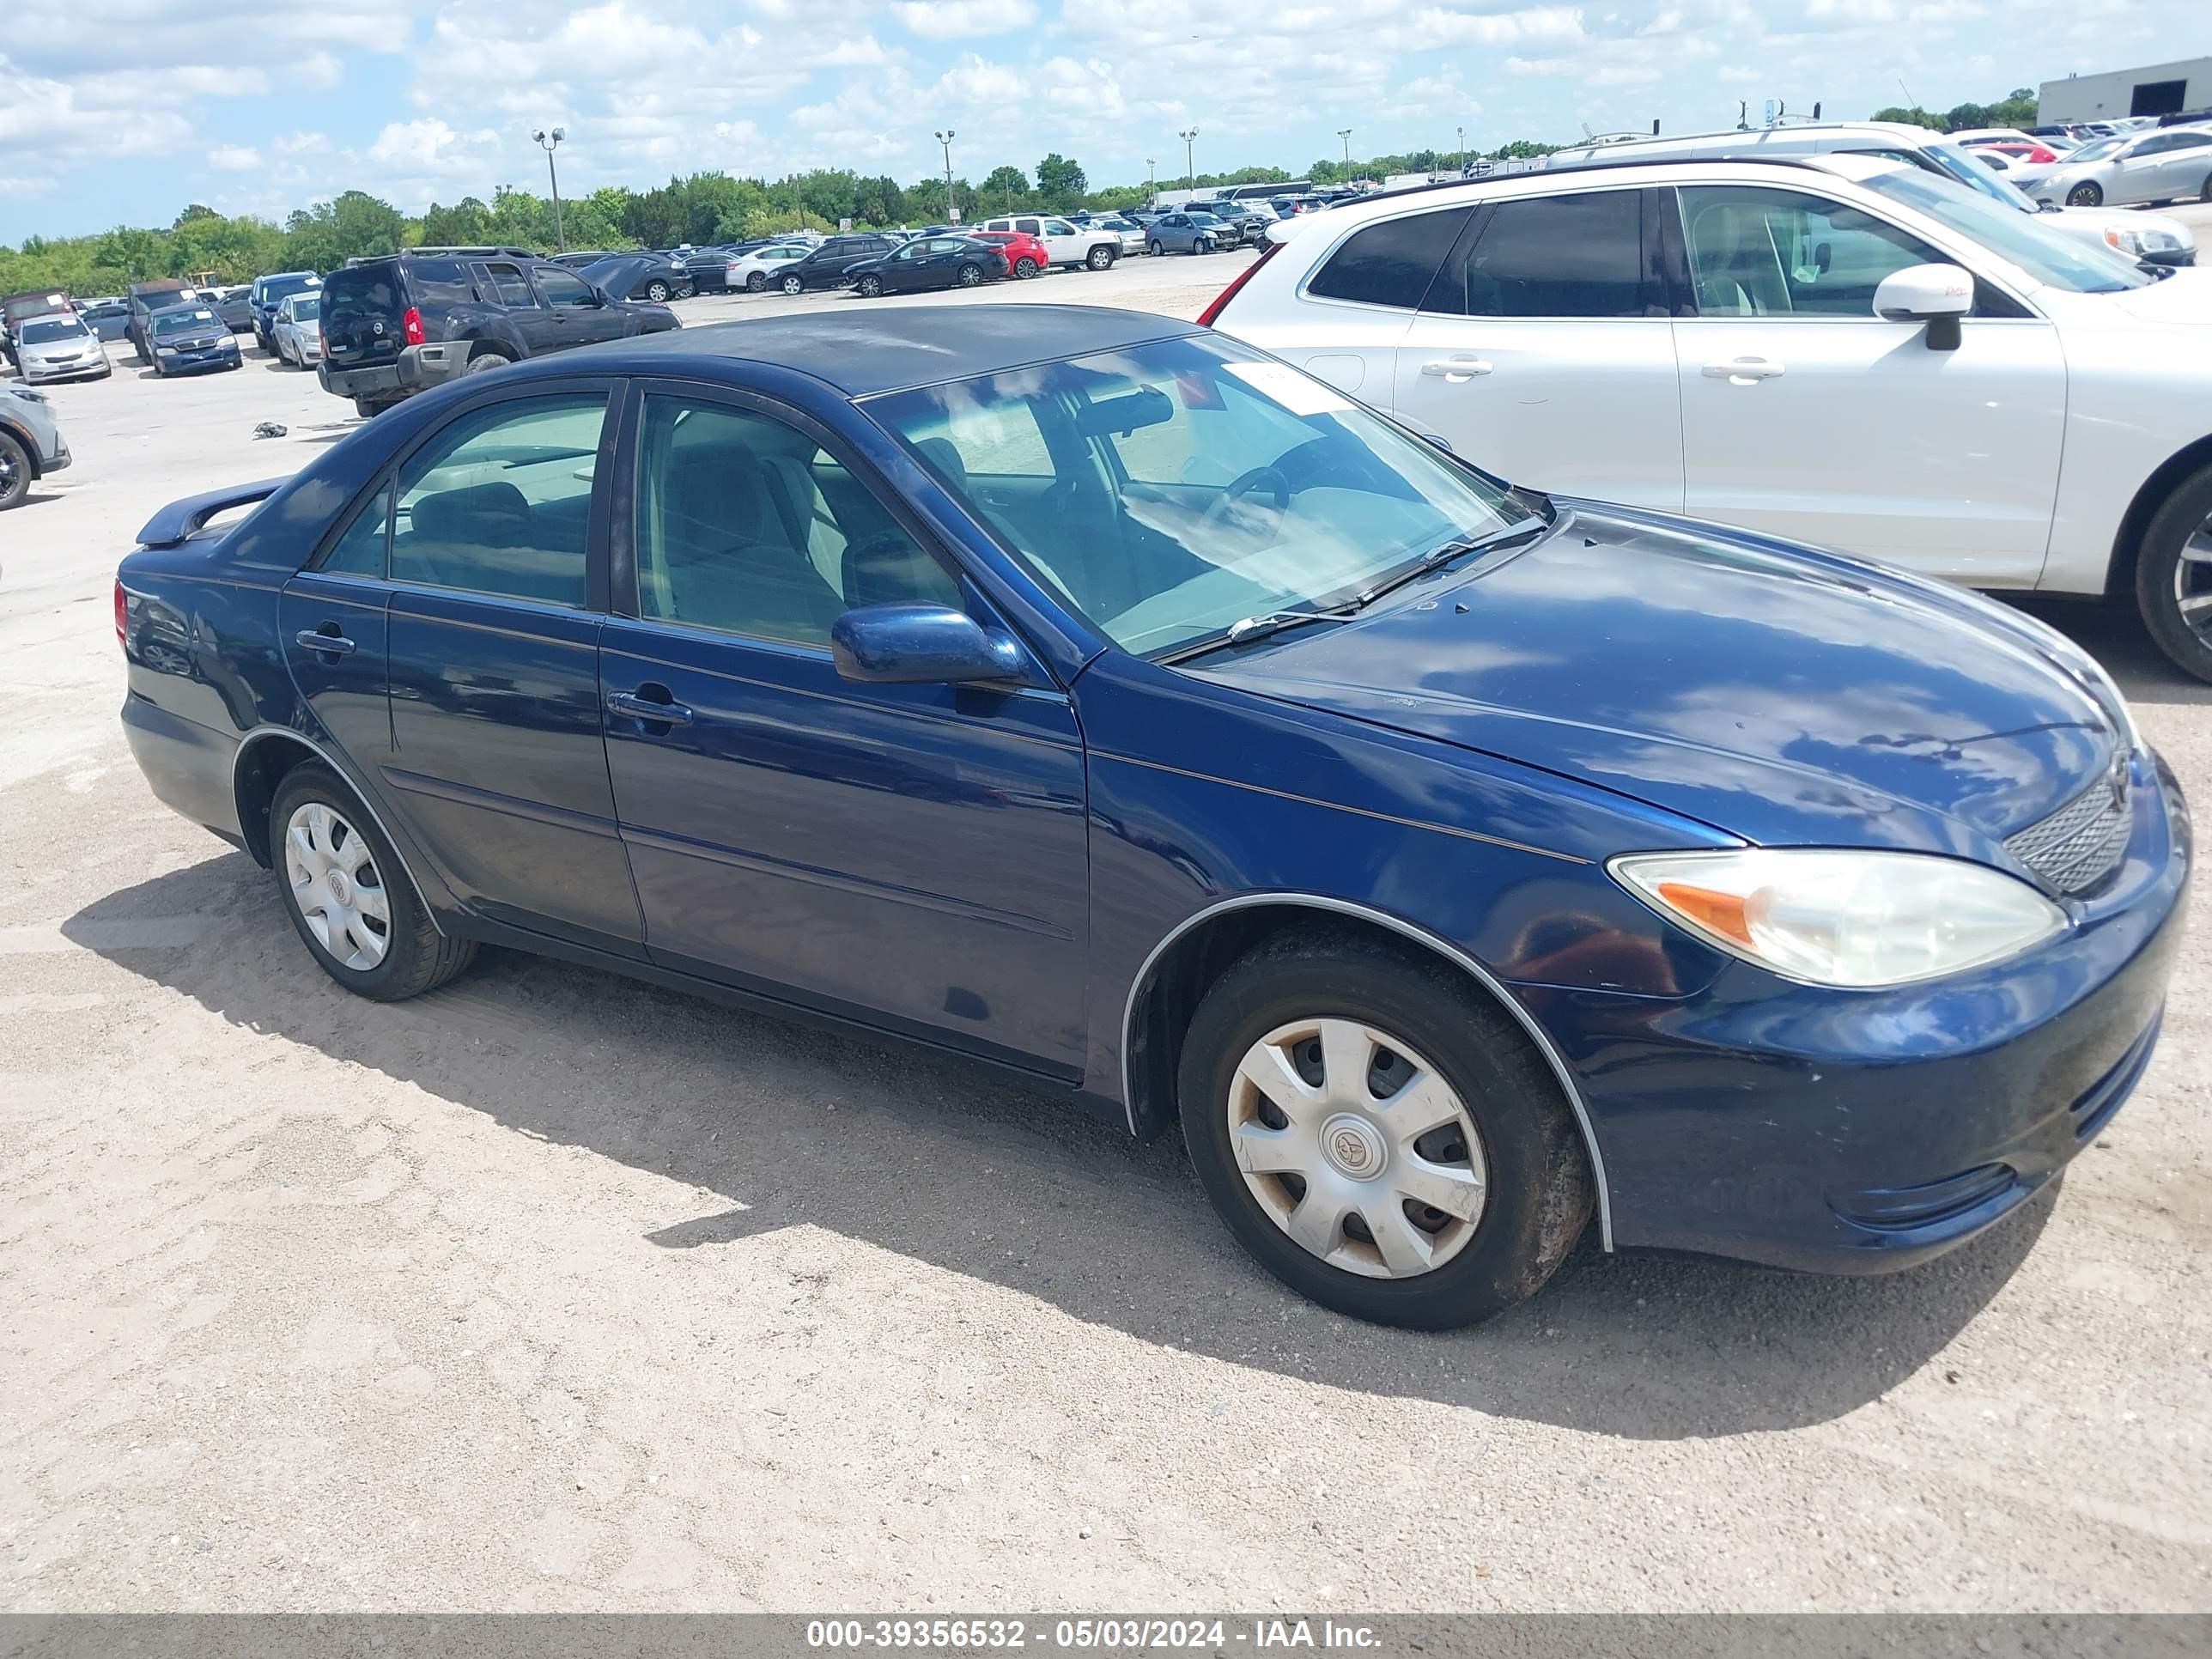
[1703,357,1786,384]
[1420,356,1493,380]
[295,628,356,656]
[606,689,694,727]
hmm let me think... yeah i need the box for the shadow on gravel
[75,844,2059,1442]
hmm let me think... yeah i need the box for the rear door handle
[1703,357,1786,383]
[1420,356,1493,380]
[607,689,694,727]
[295,629,355,656]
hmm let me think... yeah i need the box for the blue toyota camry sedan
[115,305,2190,1328]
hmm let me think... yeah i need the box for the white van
[1545,122,2195,267]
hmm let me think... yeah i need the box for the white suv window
[1304,206,1473,311]
[1437,190,1652,319]
[1677,185,1945,318]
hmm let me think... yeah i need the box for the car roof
[599,304,1201,397]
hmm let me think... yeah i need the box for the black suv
[772,234,902,294]
[317,246,681,417]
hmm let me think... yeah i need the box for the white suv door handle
[1703,357,1786,384]
[1420,356,1493,381]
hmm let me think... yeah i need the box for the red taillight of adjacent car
[1196,237,1282,327]
[402,306,426,347]
[113,579,127,650]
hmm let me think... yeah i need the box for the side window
[634,396,957,647]
[1016,218,1042,235]
[1307,205,1474,310]
[408,260,477,306]
[1448,191,1651,319]
[1043,220,1075,236]
[319,483,392,578]
[1678,185,1947,319]
[481,262,538,308]
[536,268,595,307]
[391,394,608,606]
[2161,133,2211,153]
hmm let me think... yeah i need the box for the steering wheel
[1198,465,1291,549]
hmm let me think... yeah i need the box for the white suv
[977,215,1121,270]
[1206,153,2212,679]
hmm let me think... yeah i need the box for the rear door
[475,260,552,350]
[380,383,644,954]
[2142,130,2212,198]
[281,479,396,778]
[1258,203,1469,407]
[1391,186,1684,508]
[319,263,404,374]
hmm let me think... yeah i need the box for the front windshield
[154,308,219,333]
[871,334,1528,659]
[1853,164,2153,292]
[21,318,90,343]
[2064,137,2124,164]
[289,296,321,321]
[1911,140,2040,212]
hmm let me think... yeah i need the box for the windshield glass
[871,334,1526,659]
[263,274,318,301]
[1853,165,2153,291]
[1911,140,2041,211]
[2065,137,2124,164]
[154,308,220,333]
[21,317,90,343]
[289,296,322,320]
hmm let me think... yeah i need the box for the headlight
[1608,848,2067,988]
[5,386,46,403]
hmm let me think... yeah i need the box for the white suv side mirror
[1873,263,1973,352]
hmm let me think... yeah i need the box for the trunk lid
[319,259,407,368]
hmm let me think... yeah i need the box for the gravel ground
[0,241,2206,1613]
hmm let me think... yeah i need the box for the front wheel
[0,428,29,511]
[1087,244,1115,270]
[857,274,884,297]
[2067,182,2104,207]
[2134,459,2212,684]
[1179,932,1593,1329]
[270,763,476,1000]
[645,280,672,302]
[781,274,804,295]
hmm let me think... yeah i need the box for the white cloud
[274,131,331,155]
[891,0,1036,40]
[300,51,344,88]
[207,144,261,171]
[367,117,497,173]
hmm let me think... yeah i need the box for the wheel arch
[0,415,42,479]
[1120,893,1613,1249]
[230,725,445,936]
[2106,431,2212,601]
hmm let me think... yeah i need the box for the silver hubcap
[1228,1018,1487,1279]
[2177,514,2212,642]
[283,802,390,971]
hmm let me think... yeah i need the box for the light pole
[1337,127,1352,165]
[1146,158,1156,198]
[1178,127,1198,191]
[934,129,957,222]
[1455,125,1465,172]
[532,127,567,252]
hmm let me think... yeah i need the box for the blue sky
[0,0,2195,240]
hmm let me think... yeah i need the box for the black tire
[268,762,475,1001]
[2067,182,2103,207]
[781,274,804,295]
[353,397,396,420]
[857,274,884,298]
[1148,240,1164,258]
[645,280,672,303]
[0,428,29,511]
[1088,243,1115,270]
[462,347,512,376]
[957,263,983,287]
[2201,172,2212,204]
[1178,930,1593,1329]
[1013,256,1038,279]
[2133,459,2212,684]
[746,271,768,292]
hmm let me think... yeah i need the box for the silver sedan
[2037,125,2212,209]
[12,313,112,384]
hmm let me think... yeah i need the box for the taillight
[113,579,127,650]
[402,306,425,347]
[1196,238,1282,328]
[318,325,327,356]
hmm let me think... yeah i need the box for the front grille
[2004,766,2131,896]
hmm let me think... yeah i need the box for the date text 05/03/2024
[804,1619,1382,1649]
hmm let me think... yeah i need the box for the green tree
[981,165,1030,210]
[1036,153,1086,204]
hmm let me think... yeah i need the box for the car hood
[21,337,98,359]
[1194,504,2118,854]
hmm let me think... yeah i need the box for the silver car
[2038,125,2212,209]
[0,384,72,511]
[12,313,112,384]
[271,292,324,368]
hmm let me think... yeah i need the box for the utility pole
[935,129,957,222]
[1337,127,1352,163]
[1179,128,1198,191]
[532,127,567,252]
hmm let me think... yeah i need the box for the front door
[1390,185,1685,509]
[533,264,626,345]
[599,387,1090,1075]
[1669,183,2064,583]
[379,385,645,952]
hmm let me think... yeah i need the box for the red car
[1972,140,2063,164]
[969,230,1052,279]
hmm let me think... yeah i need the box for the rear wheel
[644,279,672,303]
[957,263,984,287]
[1148,240,1164,258]
[857,274,884,298]
[1087,243,1115,270]
[2201,171,2212,204]
[2133,459,2212,684]
[746,271,768,292]
[462,347,512,376]
[269,763,475,1001]
[0,429,29,511]
[2067,181,2104,207]
[1013,256,1039,278]
[1178,932,1593,1329]
[781,274,805,295]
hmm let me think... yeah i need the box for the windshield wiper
[1350,515,1551,611]
[1155,609,1355,665]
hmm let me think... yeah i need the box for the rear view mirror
[1872,262,1972,352]
[1079,386,1174,438]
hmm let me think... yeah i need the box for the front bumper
[1541,749,2191,1274]
[319,341,469,404]
[155,343,241,373]
[21,355,110,383]
[2141,245,2197,268]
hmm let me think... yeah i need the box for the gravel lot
[1,237,2206,1614]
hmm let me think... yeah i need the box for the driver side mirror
[830,604,1025,686]
[1871,262,1972,352]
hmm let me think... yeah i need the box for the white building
[2039,58,2212,125]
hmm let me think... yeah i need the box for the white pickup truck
[977,215,1121,270]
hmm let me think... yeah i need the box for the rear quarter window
[1305,206,1474,310]
[405,259,478,307]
